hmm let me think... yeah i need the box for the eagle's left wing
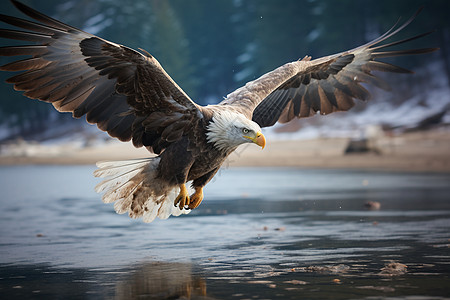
[222,9,437,128]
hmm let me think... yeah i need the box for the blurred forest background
[0,0,449,140]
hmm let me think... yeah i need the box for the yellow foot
[174,184,190,210]
[188,187,204,210]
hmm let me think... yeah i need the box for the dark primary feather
[0,0,203,154]
[250,10,438,128]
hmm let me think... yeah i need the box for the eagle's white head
[206,110,266,152]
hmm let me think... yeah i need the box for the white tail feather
[95,168,143,194]
[94,159,151,178]
[114,197,132,214]
[94,157,191,222]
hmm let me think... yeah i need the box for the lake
[0,166,449,299]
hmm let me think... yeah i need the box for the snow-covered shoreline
[1,127,449,173]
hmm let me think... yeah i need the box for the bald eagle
[0,1,436,222]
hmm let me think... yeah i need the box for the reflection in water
[0,262,209,299]
[115,262,207,300]
[1,167,450,299]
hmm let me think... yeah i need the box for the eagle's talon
[174,184,190,210]
[188,187,204,210]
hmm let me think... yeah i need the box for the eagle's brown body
[0,1,437,222]
[157,125,229,186]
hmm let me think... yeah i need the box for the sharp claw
[179,197,186,209]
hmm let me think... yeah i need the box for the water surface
[0,166,449,299]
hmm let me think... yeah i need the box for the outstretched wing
[222,9,437,128]
[0,0,202,154]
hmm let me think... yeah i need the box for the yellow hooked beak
[244,131,266,149]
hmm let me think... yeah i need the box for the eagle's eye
[242,128,250,134]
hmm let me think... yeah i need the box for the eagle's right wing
[0,0,202,154]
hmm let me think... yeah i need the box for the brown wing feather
[0,0,203,154]
[222,9,437,128]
